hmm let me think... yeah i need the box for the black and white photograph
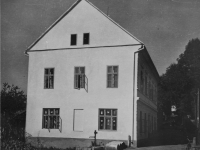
[1,0,200,149]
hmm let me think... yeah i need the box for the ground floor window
[99,109,117,130]
[43,108,60,129]
[144,113,147,134]
[148,114,151,133]
[154,117,156,131]
[140,111,143,133]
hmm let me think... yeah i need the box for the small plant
[117,142,127,150]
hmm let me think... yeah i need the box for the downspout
[24,49,29,139]
[132,44,145,148]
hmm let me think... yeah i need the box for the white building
[25,0,159,148]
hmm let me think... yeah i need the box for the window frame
[145,71,148,96]
[140,111,142,134]
[144,113,147,134]
[83,33,90,45]
[74,66,85,89]
[42,108,60,130]
[140,66,144,93]
[152,116,153,132]
[107,66,119,88]
[71,34,77,46]
[148,114,151,133]
[44,68,54,89]
[98,108,118,131]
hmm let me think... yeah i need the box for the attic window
[71,34,77,46]
[83,33,89,45]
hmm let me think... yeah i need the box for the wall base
[27,137,128,149]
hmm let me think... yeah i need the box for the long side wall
[137,99,157,140]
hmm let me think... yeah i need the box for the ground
[127,145,187,150]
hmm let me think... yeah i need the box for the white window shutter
[74,110,84,131]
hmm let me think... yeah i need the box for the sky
[2,0,200,93]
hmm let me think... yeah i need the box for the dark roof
[25,0,143,54]
[140,47,160,81]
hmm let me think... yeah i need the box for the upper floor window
[149,78,152,99]
[83,33,89,45]
[155,85,157,105]
[99,109,117,130]
[107,66,118,88]
[44,68,54,89]
[145,72,148,96]
[74,67,85,89]
[140,69,144,92]
[71,34,77,46]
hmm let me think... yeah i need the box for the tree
[159,38,200,126]
[1,83,26,117]
[1,83,27,141]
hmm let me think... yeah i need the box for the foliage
[138,128,196,147]
[1,83,27,117]
[159,38,200,123]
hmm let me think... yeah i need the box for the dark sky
[2,0,200,93]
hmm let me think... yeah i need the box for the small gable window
[83,33,89,45]
[71,34,77,46]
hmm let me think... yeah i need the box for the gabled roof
[25,0,143,54]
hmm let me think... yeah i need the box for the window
[147,75,149,97]
[43,108,61,131]
[83,33,89,45]
[99,109,117,130]
[71,34,77,46]
[74,67,85,89]
[144,113,147,134]
[155,85,157,105]
[140,111,142,133]
[152,83,155,102]
[107,66,118,88]
[140,69,144,93]
[148,79,150,98]
[148,114,150,133]
[152,116,153,132]
[155,117,157,131]
[145,72,148,96]
[44,68,54,89]
[149,79,152,100]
